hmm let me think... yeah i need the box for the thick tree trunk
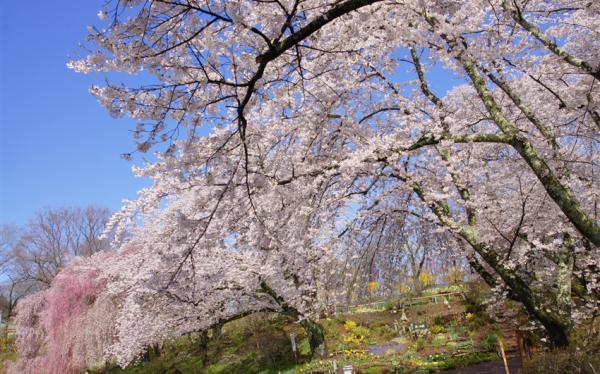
[415,180,573,347]
[550,234,575,347]
[258,280,328,357]
[142,343,161,361]
[198,330,209,366]
[464,234,572,347]
[412,276,424,296]
[211,323,223,340]
[300,319,328,358]
[555,235,574,320]
[544,322,570,347]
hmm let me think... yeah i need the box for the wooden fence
[330,291,466,315]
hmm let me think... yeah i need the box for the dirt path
[443,357,521,373]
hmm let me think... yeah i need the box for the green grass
[98,306,501,373]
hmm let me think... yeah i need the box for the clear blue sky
[0,1,149,225]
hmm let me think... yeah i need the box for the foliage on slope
[92,286,512,374]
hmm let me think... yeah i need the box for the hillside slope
[93,285,518,374]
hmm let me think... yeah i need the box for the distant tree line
[0,206,110,321]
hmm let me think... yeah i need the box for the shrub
[466,315,487,331]
[342,325,371,350]
[374,325,396,340]
[439,352,499,370]
[432,334,447,347]
[344,320,358,331]
[479,332,499,351]
[430,325,445,334]
[398,283,411,295]
[206,362,230,374]
[432,315,451,326]
[343,332,364,345]
[448,331,460,341]
[463,282,490,314]
[418,271,436,289]
[368,281,379,293]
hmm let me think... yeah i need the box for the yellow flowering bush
[342,320,372,349]
[343,333,364,345]
[368,281,378,293]
[344,319,358,331]
[343,349,368,359]
[418,271,436,287]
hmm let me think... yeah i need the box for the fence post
[499,338,510,374]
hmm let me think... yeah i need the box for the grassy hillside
[92,284,514,374]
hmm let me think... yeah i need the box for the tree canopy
[8,0,600,372]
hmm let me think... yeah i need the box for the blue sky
[0,1,149,225]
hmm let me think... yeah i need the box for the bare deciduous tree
[0,206,110,319]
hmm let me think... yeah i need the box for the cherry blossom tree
[10,197,336,371]
[99,183,337,364]
[65,0,599,350]
[8,255,117,374]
